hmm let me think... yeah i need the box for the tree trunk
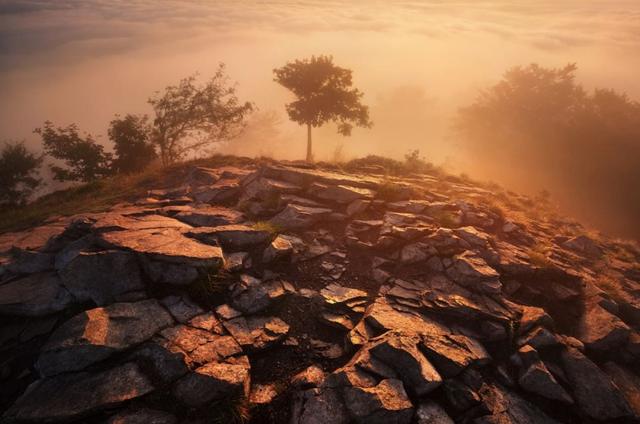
[306,123,313,162]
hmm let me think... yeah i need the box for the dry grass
[0,154,257,234]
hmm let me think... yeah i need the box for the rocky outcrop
[1,160,640,424]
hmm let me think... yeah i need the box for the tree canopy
[0,141,42,206]
[108,114,156,174]
[35,121,113,182]
[456,63,640,238]
[148,64,254,165]
[274,55,372,161]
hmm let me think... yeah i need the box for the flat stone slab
[223,316,290,351]
[91,214,192,232]
[37,300,174,376]
[0,223,67,255]
[186,225,271,250]
[174,206,244,227]
[99,228,224,268]
[0,272,73,317]
[3,362,155,423]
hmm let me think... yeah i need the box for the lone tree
[35,121,112,182]
[148,64,254,165]
[108,114,157,173]
[0,141,42,206]
[274,55,372,162]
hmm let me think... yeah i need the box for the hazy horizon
[2,0,640,236]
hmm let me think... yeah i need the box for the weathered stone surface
[186,225,271,250]
[517,326,561,349]
[577,302,631,353]
[476,383,560,424]
[37,300,174,376]
[173,360,250,407]
[128,339,190,384]
[6,249,54,274]
[290,387,350,424]
[192,178,241,203]
[519,306,554,335]
[159,324,241,365]
[415,401,454,424]
[106,408,177,424]
[347,199,371,216]
[160,295,205,323]
[446,251,501,294]
[142,259,199,285]
[0,272,73,316]
[174,206,244,227]
[250,383,279,404]
[369,333,442,396]
[225,251,251,271]
[223,316,290,351]
[92,213,191,232]
[518,360,573,404]
[420,334,490,377]
[310,183,375,204]
[342,378,414,424]
[0,223,67,255]
[263,235,293,263]
[3,362,155,423]
[561,347,632,420]
[321,283,368,306]
[230,274,290,314]
[99,228,224,269]
[561,235,602,257]
[59,249,144,305]
[603,362,640,417]
[269,204,333,230]
[292,365,326,389]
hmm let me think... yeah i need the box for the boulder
[420,334,490,377]
[192,178,241,203]
[309,183,375,204]
[415,401,455,424]
[99,228,224,270]
[290,387,350,424]
[186,225,271,250]
[269,204,333,230]
[142,260,199,285]
[292,365,326,389]
[160,295,205,323]
[173,360,250,407]
[59,250,144,305]
[0,223,67,255]
[6,248,54,274]
[263,236,293,263]
[369,333,442,396]
[446,251,501,294]
[230,275,291,314]
[518,306,554,335]
[342,378,414,424]
[174,206,244,227]
[158,325,241,365]
[223,316,290,351]
[603,362,640,417]
[3,362,155,423]
[37,300,174,376]
[476,383,560,424]
[0,272,73,317]
[518,360,573,404]
[321,283,368,306]
[560,347,632,420]
[346,199,371,217]
[250,383,279,404]
[577,303,631,353]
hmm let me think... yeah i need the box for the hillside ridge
[1,159,640,423]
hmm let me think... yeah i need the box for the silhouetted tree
[456,63,640,239]
[35,121,112,182]
[108,114,156,173]
[0,141,42,206]
[148,64,254,165]
[274,55,372,162]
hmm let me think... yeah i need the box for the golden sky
[1,0,640,165]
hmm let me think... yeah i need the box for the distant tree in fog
[0,141,42,206]
[108,114,156,173]
[456,63,640,239]
[35,121,112,182]
[148,64,254,165]
[274,55,372,162]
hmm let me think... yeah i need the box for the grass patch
[252,221,282,235]
[209,395,250,424]
[526,243,554,268]
[0,153,259,234]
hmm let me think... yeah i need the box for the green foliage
[345,150,437,176]
[35,121,112,182]
[456,62,640,239]
[148,64,254,165]
[273,55,372,161]
[108,114,157,173]
[0,141,42,206]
